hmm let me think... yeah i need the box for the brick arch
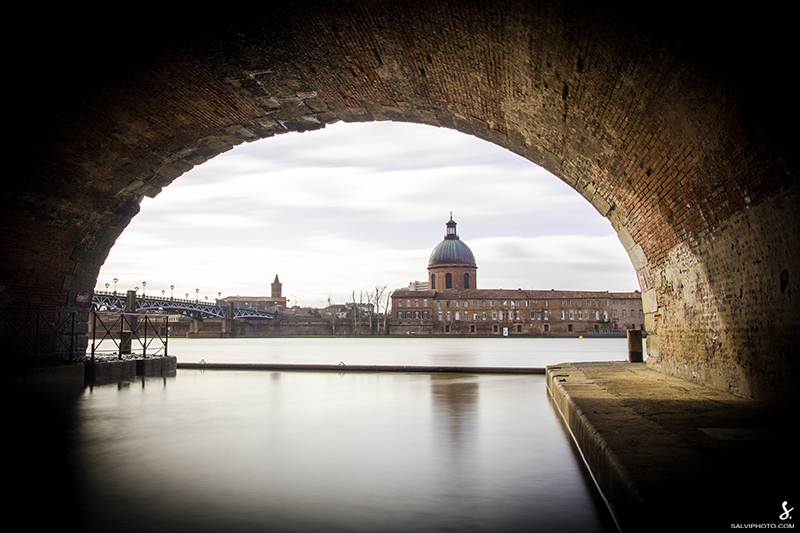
[4,1,797,405]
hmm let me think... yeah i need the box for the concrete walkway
[546,362,796,533]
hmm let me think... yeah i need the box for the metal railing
[89,312,169,362]
[0,309,81,363]
[1,309,170,364]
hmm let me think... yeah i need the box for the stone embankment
[547,361,794,532]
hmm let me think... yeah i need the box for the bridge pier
[221,303,234,338]
[188,318,203,338]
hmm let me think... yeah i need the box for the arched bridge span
[92,292,275,320]
[3,1,797,405]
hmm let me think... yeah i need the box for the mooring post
[121,289,137,356]
[627,329,643,362]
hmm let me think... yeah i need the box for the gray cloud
[97,122,637,305]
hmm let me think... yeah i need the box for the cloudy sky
[95,121,638,307]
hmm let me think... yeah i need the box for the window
[561,311,565,320]
[430,274,436,289]
[622,309,626,318]
[470,325,476,333]
[482,311,486,321]
[415,299,419,307]
[414,311,420,319]
[463,273,470,289]
[544,310,548,320]
[438,311,443,321]
[445,273,452,289]
[423,311,429,319]
[397,311,403,319]
[423,299,428,307]
[455,311,460,321]
[568,324,573,332]
[515,310,520,320]
[544,324,549,332]
[570,310,574,319]
[472,312,478,321]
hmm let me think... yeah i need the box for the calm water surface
[166,335,644,367]
[33,338,630,532]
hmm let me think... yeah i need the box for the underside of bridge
[3,1,797,405]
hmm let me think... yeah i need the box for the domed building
[428,216,477,291]
[390,216,645,337]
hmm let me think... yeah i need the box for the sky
[95,121,638,307]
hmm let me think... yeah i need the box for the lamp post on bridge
[142,281,146,298]
[171,285,174,301]
[195,288,199,303]
[113,278,118,296]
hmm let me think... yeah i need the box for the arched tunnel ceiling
[5,1,798,405]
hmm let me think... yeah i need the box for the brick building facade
[389,218,643,336]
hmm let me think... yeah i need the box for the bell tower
[271,274,282,299]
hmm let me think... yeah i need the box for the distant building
[219,274,288,310]
[389,217,644,336]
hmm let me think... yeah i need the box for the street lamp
[113,278,118,295]
[196,288,199,303]
[170,285,175,300]
[142,281,147,297]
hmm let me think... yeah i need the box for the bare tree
[326,295,336,335]
[372,285,387,335]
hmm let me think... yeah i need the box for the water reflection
[9,338,620,533]
[431,374,479,459]
[46,371,613,532]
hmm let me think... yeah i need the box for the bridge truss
[92,291,275,320]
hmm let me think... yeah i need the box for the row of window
[396,310,632,321]
[396,298,638,310]
[430,273,471,290]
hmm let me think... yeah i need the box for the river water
[23,338,635,532]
